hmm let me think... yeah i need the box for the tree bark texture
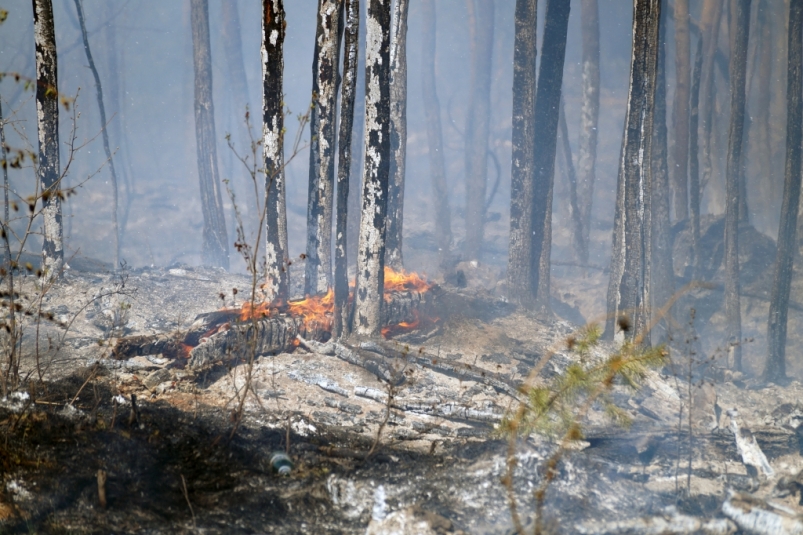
[672,0,691,221]
[334,0,360,339]
[384,0,409,271]
[305,0,343,296]
[463,0,494,262]
[262,0,289,302]
[421,0,453,273]
[33,0,63,280]
[352,0,391,337]
[191,0,230,269]
[576,0,600,265]
[74,0,121,270]
[530,0,571,314]
[507,0,537,306]
[699,0,724,208]
[763,0,801,383]
[689,36,704,275]
[724,0,751,371]
[604,0,661,340]
[347,4,366,277]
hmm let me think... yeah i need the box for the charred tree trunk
[604,0,661,341]
[33,0,63,280]
[384,0,409,271]
[530,0,571,314]
[305,0,343,296]
[421,0,453,273]
[347,5,366,277]
[755,0,773,218]
[334,0,360,339]
[575,0,600,265]
[74,0,120,270]
[221,0,251,119]
[672,0,691,221]
[464,0,494,262]
[352,0,391,337]
[763,0,801,383]
[191,0,229,270]
[507,0,537,306]
[724,0,751,371]
[560,100,584,267]
[262,0,289,302]
[699,0,724,211]
[689,36,704,275]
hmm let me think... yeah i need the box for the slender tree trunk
[191,0,229,269]
[334,0,359,338]
[764,0,802,383]
[724,0,751,371]
[507,0,537,306]
[352,0,391,337]
[33,0,63,280]
[604,0,661,341]
[305,0,343,295]
[755,0,773,216]
[464,0,494,262]
[672,0,691,221]
[530,0,571,314]
[74,0,121,270]
[262,0,288,302]
[421,0,453,273]
[700,0,724,208]
[384,0,408,271]
[689,36,704,275]
[575,0,600,265]
[560,99,584,267]
[222,0,251,118]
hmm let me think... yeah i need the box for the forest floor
[3,219,803,534]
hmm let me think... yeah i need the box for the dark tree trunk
[530,0,571,314]
[507,0,537,306]
[384,0,409,271]
[672,0,690,221]
[576,0,600,265]
[334,0,359,339]
[262,0,289,302]
[699,0,724,211]
[604,0,661,340]
[689,36,704,275]
[347,3,366,277]
[221,0,251,119]
[191,0,229,269]
[305,0,343,296]
[724,0,751,371]
[464,0,494,262]
[421,0,453,273]
[74,0,121,270]
[560,100,584,268]
[763,0,801,383]
[755,0,773,217]
[33,0,64,280]
[352,0,391,337]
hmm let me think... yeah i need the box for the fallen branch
[355,386,503,423]
[722,490,803,535]
[727,408,774,479]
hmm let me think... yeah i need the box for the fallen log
[575,513,736,534]
[354,386,503,423]
[727,408,775,479]
[722,490,803,535]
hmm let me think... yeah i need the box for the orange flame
[383,266,430,294]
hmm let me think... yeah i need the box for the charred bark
[672,0,691,221]
[604,0,661,340]
[464,0,494,262]
[724,0,751,371]
[421,0,453,272]
[530,0,571,314]
[191,0,229,270]
[689,36,704,275]
[334,0,360,339]
[262,0,289,303]
[33,0,63,280]
[384,0,409,271]
[699,0,724,209]
[575,0,600,265]
[305,0,343,296]
[763,0,802,383]
[507,0,537,306]
[352,0,391,337]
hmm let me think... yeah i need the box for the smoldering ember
[4,1,803,535]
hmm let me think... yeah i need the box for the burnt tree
[421,0,453,272]
[672,0,690,221]
[724,0,751,371]
[221,0,251,121]
[763,0,801,383]
[689,36,703,274]
[262,0,289,302]
[384,0,409,271]
[530,0,571,314]
[33,0,63,279]
[352,0,391,337]
[699,0,724,212]
[604,0,661,340]
[305,0,343,296]
[507,0,537,306]
[334,0,360,338]
[464,0,494,262]
[191,0,229,269]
